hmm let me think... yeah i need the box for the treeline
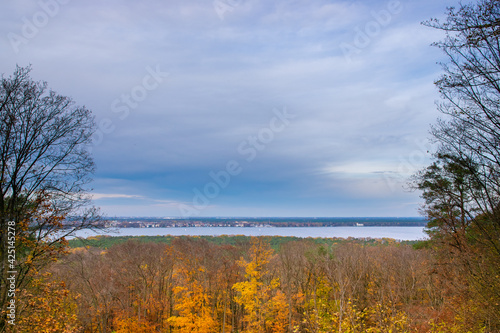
[68,234,418,251]
[10,235,488,332]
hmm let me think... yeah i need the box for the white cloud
[91,193,144,200]
[322,161,400,176]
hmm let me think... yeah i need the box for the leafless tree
[423,1,500,225]
[415,1,500,328]
[0,65,98,330]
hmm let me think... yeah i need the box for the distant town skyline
[1,0,458,217]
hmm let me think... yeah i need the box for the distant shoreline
[95,217,428,229]
[88,217,428,229]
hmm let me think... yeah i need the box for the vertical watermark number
[6,220,16,326]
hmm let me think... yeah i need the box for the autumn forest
[9,235,496,332]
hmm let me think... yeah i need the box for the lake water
[72,226,427,241]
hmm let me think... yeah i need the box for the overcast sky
[1,0,458,217]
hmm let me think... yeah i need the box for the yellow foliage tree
[167,240,218,333]
[112,310,157,333]
[13,272,80,333]
[167,282,218,332]
[233,237,284,333]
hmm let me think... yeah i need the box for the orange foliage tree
[167,238,219,332]
[13,272,80,333]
